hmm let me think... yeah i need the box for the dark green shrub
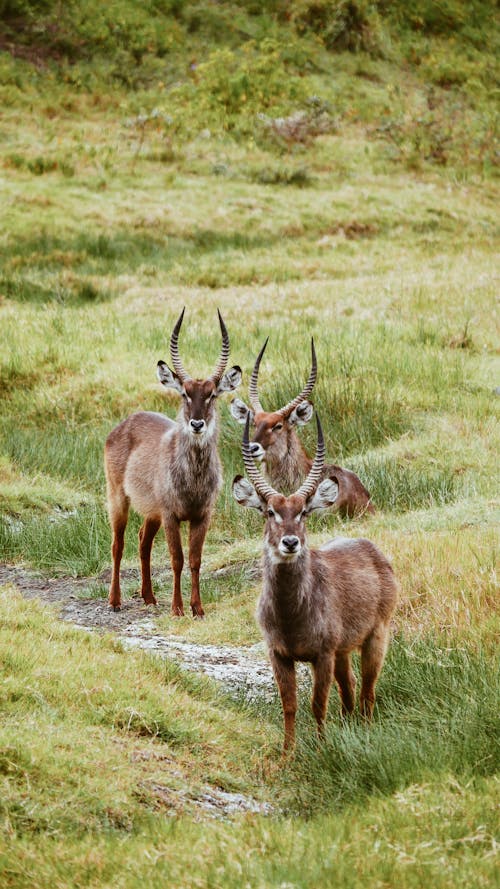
[290,0,388,55]
[0,0,54,16]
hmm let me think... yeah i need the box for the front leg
[188,517,210,618]
[311,653,335,737]
[138,517,161,605]
[269,650,297,753]
[163,517,184,616]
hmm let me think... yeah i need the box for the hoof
[142,597,158,606]
[191,606,205,619]
[111,605,121,612]
[171,607,185,618]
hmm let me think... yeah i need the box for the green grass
[0,590,498,888]
[286,636,499,812]
[0,3,499,886]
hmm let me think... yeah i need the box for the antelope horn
[277,338,317,418]
[242,414,278,502]
[209,309,230,384]
[248,337,269,413]
[295,413,326,500]
[169,307,191,383]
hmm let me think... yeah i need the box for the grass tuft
[282,635,500,814]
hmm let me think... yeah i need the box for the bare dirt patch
[0,562,277,700]
[0,562,277,819]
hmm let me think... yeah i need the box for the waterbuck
[230,338,374,517]
[104,308,242,616]
[232,414,397,751]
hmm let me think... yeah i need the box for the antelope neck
[265,427,310,491]
[263,545,312,603]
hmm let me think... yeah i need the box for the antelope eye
[267,508,274,518]
[273,423,283,431]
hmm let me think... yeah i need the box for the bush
[381,0,468,35]
[199,41,305,115]
[371,84,499,173]
[171,39,308,136]
[290,0,389,56]
[0,0,53,16]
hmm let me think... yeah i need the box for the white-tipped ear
[157,361,184,393]
[232,475,266,512]
[217,365,242,394]
[289,400,314,427]
[304,477,339,514]
[230,397,253,425]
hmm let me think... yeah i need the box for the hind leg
[334,651,356,717]
[108,494,129,611]
[360,623,390,719]
[139,517,161,605]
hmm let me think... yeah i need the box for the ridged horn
[248,337,269,413]
[277,338,317,418]
[209,309,230,384]
[295,413,326,500]
[242,414,278,502]
[169,307,191,383]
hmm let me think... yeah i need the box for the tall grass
[1,592,497,888]
[348,455,459,512]
[0,504,112,575]
[283,636,500,814]
[0,310,491,572]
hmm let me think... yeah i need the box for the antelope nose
[249,443,262,457]
[282,536,299,552]
[190,419,205,433]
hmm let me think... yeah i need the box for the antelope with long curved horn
[232,414,397,751]
[231,338,374,517]
[104,308,242,616]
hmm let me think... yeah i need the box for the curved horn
[248,337,269,413]
[209,309,230,384]
[242,415,278,502]
[295,413,326,500]
[277,338,317,418]
[169,307,191,383]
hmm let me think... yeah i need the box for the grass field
[0,2,499,886]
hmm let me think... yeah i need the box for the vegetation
[0,1,499,886]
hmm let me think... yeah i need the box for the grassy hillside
[0,3,499,887]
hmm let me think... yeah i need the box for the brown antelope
[104,308,242,617]
[230,338,374,517]
[232,414,397,752]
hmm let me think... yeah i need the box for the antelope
[104,308,242,617]
[230,338,374,517]
[232,414,398,752]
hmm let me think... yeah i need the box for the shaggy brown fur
[231,338,374,517]
[104,310,241,616]
[233,417,397,751]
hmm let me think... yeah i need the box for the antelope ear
[217,365,242,394]
[230,397,253,425]
[304,477,339,514]
[157,361,184,393]
[232,475,266,512]
[289,400,314,427]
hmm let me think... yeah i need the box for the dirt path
[0,562,280,818]
[0,563,279,700]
